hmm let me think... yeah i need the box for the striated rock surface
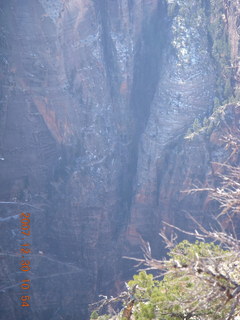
[0,0,239,319]
[126,0,215,251]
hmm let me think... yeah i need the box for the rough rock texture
[0,0,239,319]
[126,0,215,251]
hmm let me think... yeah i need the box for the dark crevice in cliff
[131,1,169,135]
[93,0,119,98]
[123,0,170,221]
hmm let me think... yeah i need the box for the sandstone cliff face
[0,0,239,319]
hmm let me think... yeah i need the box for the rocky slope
[0,0,239,319]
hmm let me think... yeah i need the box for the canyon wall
[0,0,239,319]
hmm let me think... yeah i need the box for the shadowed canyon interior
[0,0,239,319]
